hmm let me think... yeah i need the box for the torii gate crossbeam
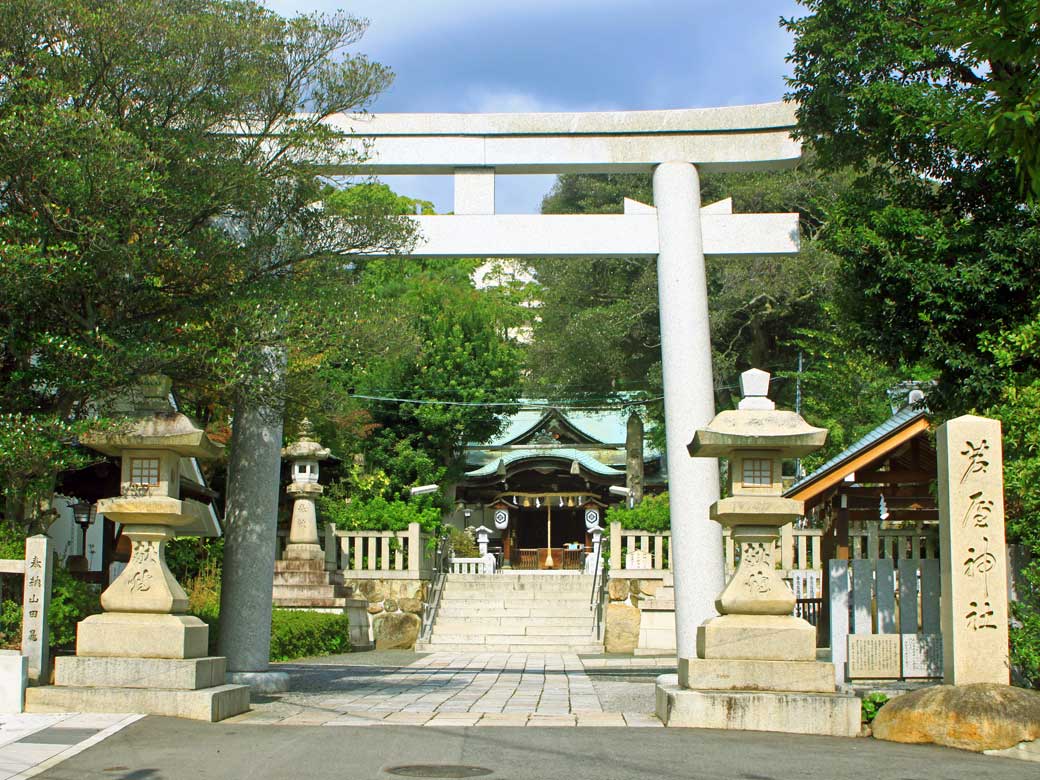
[328,101,802,663]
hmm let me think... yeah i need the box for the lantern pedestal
[283,482,324,562]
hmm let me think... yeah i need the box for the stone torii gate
[328,102,802,660]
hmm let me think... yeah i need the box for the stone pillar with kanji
[936,415,1010,685]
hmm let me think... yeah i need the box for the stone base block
[55,656,225,690]
[26,683,249,722]
[77,613,208,659]
[283,544,323,561]
[679,657,835,693]
[655,675,861,737]
[274,559,326,573]
[0,651,27,713]
[697,614,815,661]
[226,671,289,694]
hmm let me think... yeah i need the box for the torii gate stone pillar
[301,100,802,661]
[653,162,724,648]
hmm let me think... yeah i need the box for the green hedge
[193,604,351,662]
[269,610,351,661]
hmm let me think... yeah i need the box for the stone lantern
[280,420,330,562]
[472,525,492,558]
[29,376,249,721]
[655,368,860,736]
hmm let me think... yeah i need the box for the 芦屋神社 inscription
[937,416,1010,685]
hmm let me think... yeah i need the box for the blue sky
[263,1,805,212]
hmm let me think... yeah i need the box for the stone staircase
[415,572,603,653]
[272,559,356,609]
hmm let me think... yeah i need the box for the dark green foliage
[268,610,351,662]
[0,567,100,651]
[606,492,671,534]
[165,537,224,585]
[861,692,890,724]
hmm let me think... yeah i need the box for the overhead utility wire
[348,393,663,409]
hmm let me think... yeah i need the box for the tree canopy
[0,0,415,525]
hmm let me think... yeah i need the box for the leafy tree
[0,0,414,525]
[785,0,1040,683]
[526,162,855,419]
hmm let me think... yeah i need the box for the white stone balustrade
[325,523,433,578]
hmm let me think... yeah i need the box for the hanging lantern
[584,504,601,531]
[493,504,510,530]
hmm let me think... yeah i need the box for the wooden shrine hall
[453,404,663,569]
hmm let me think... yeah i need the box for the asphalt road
[36,716,1035,780]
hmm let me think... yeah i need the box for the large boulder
[608,579,631,602]
[399,597,423,614]
[373,612,420,650]
[872,683,1040,752]
[604,602,641,654]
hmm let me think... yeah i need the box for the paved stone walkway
[228,652,662,727]
[0,712,141,779]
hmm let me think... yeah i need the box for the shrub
[166,537,224,585]
[185,563,350,661]
[318,494,442,535]
[0,566,100,651]
[861,692,889,724]
[447,526,478,558]
[269,610,351,661]
[606,492,670,533]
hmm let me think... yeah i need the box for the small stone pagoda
[271,422,371,649]
[27,376,249,721]
[656,368,861,736]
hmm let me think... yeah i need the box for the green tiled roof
[464,447,625,478]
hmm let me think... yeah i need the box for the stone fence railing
[323,522,435,579]
[608,522,672,574]
[578,521,941,579]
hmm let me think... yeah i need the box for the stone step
[437,598,589,610]
[272,596,355,608]
[440,590,594,603]
[274,559,328,573]
[416,642,604,653]
[445,574,594,584]
[272,571,347,587]
[25,683,249,722]
[642,599,675,611]
[443,582,599,590]
[271,583,352,598]
[430,624,593,638]
[430,619,594,632]
[436,606,591,618]
[426,633,596,646]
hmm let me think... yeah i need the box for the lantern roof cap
[83,412,223,459]
[281,418,331,460]
[688,369,826,458]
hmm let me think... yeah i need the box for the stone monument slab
[937,415,1010,685]
[847,634,901,679]
[901,633,942,678]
